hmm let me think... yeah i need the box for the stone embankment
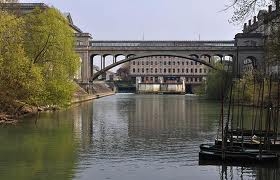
[72,82,115,103]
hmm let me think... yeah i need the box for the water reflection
[0,110,78,180]
[0,94,279,180]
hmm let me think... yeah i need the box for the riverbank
[0,82,115,124]
[71,82,115,103]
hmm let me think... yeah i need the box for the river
[0,94,279,180]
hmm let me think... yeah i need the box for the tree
[23,8,80,106]
[206,63,232,100]
[0,7,80,114]
[227,0,272,23]
[0,11,43,113]
[116,62,131,81]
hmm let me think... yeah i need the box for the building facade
[129,55,210,93]
[242,0,280,75]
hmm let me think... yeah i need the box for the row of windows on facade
[142,76,204,82]
[131,60,204,66]
[132,68,208,74]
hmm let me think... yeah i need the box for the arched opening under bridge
[90,53,219,82]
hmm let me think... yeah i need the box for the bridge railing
[90,41,235,47]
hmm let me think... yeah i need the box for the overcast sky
[21,0,244,40]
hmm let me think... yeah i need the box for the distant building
[242,1,280,76]
[129,55,210,93]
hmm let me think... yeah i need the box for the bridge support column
[113,56,116,64]
[102,56,106,69]
[79,51,90,83]
[100,56,104,70]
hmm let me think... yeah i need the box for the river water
[0,94,279,180]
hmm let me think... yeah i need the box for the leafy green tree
[0,8,80,114]
[23,8,80,106]
[0,11,43,113]
[205,63,232,100]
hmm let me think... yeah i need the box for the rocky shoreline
[0,82,115,125]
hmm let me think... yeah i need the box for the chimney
[244,23,247,30]
[249,20,252,26]
[253,16,257,23]
[268,5,272,13]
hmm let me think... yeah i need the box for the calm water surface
[0,94,279,180]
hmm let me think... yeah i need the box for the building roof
[1,3,83,33]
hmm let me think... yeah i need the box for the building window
[186,61,189,65]
[142,68,144,73]
[168,69,171,73]
[204,69,207,73]
[177,69,180,73]
[177,61,180,65]
[195,69,197,73]
[137,61,140,65]
[146,77,149,81]
[133,68,135,73]
[146,61,149,65]
[151,68,153,73]
[155,61,158,65]
[173,69,175,73]
[151,61,153,65]
[142,61,144,65]
[191,78,193,82]
[133,61,135,65]
[168,61,171,65]
[160,69,162,73]
[137,68,140,73]
[164,61,166,65]
[199,68,202,73]
[199,77,202,82]
[191,68,193,73]
[173,61,175,65]
[182,62,184,65]
[164,68,166,73]
[155,68,158,73]
[146,68,149,73]
[195,62,197,65]
[150,77,153,81]
[191,61,193,65]
[182,69,184,73]
[186,69,189,73]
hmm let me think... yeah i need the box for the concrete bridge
[75,33,265,83]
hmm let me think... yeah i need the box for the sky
[21,0,244,41]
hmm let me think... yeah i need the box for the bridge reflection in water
[71,94,279,180]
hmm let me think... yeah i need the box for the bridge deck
[90,40,235,47]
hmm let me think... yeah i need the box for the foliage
[227,0,272,23]
[116,62,131,81]
[23,8,79,106]
[0,8,79,114]
[205,63,232,100]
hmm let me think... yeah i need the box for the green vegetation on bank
[197,63,232,100]
[0,8,79,115]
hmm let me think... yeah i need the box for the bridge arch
[90,53,218,82]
